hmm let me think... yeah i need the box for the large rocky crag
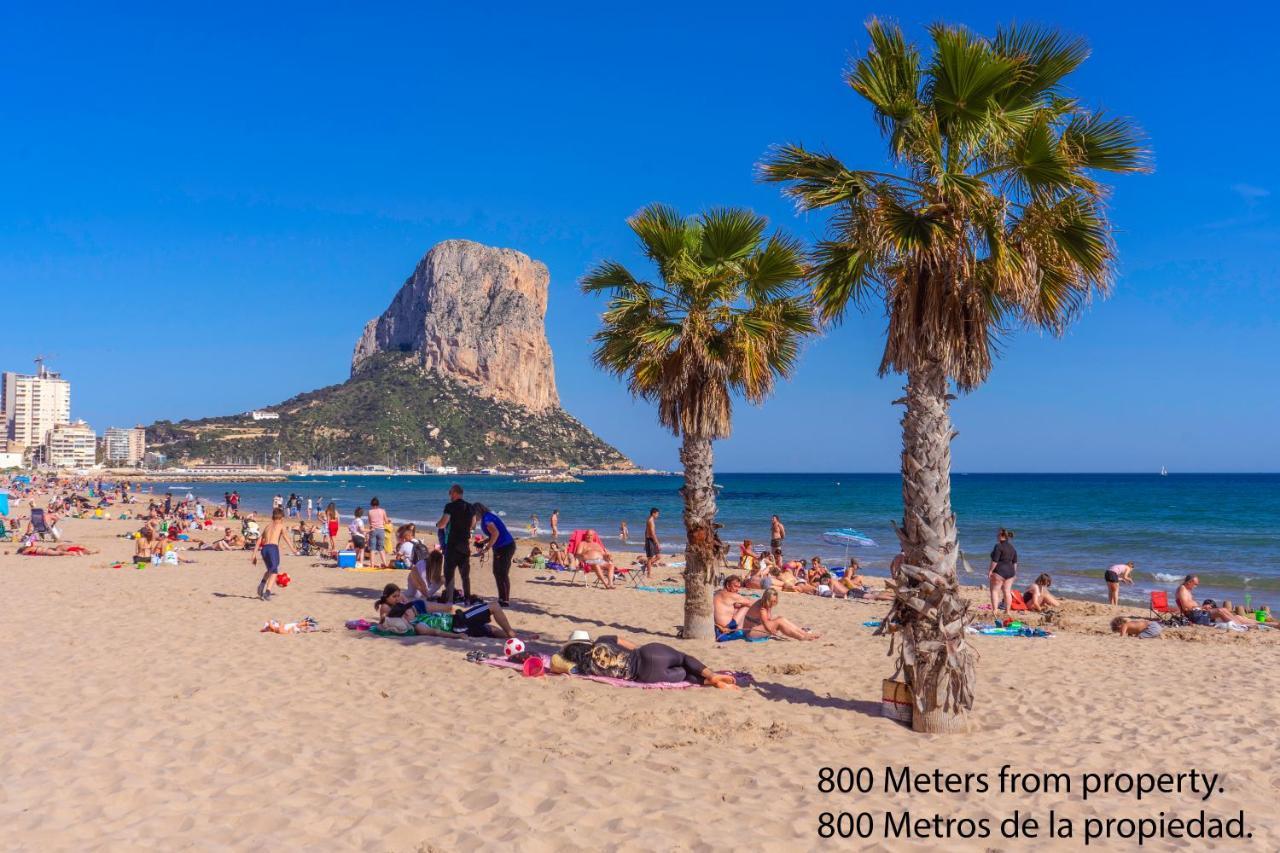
[351,240,559,413]
[147,241,632,470]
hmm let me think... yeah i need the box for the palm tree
[583,204,815,639]
[761,20,1148,731]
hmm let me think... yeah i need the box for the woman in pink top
[366,497,389,568]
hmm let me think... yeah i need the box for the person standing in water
[549,509,559,544]
[253,507,298,600]
[988,528,1018,613]
[530,513,540,537]
[619,520,629,544]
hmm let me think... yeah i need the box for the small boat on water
[1160,465,1168,476]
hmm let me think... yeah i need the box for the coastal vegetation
[761,20,1148,731]
[147,353,631,471]
[583,204,815,639]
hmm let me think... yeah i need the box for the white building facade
[2,367,71,451]
[104,426,146,465]
[46,420,97,469]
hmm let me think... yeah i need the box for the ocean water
[153,473,1280,607]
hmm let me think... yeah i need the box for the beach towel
[342,566,400,573]
[478,655,752,689]
[1008,589,1029,611]
[715,629,771,643]
[636,585,686,594]
[972,625,1052,637]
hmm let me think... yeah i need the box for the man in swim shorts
[643,507,660,577]
[713,575,753,636]
[770,514,785,559]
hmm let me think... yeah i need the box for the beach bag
[410,540,431,565]
[881,679,913,725]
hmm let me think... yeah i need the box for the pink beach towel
[478,655,752,689]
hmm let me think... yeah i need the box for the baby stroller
[293,526,318,557]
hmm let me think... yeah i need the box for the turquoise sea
[153,473,1280,608]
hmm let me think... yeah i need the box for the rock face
[352,240,559,413]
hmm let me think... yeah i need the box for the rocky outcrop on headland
[351,240,559,413]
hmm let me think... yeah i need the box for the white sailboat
[1160,465,1168,476]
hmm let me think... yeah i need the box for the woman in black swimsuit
[988,528,1018,614]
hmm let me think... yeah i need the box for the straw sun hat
[551,630,593,674]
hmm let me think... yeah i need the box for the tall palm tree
[761,20,1148,731]
[583,204,815,639]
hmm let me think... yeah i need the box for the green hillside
[146,354,632,470]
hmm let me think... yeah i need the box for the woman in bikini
[1024,573,1061,611]
[741,588,822,640]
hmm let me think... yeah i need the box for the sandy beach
[2,512,1278,851]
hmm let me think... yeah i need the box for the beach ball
[277,573,291,587]
[504,637,525,658]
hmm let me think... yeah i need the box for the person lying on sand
[194,527,243,551]
[772,564,816,594]
[1198,599,1258,627]
[714,575,754,634]
[373,583,533,640]
[1024,573,1061,611]
[18,542,98,556]
[552,632,738,690]
[836,560,895,602]
[1111,616,1163,638]
[741,589,822,640]
[574,531,616,588]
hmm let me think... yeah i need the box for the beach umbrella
[821,528,877,548]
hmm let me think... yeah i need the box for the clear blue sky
[2,2,1277,472]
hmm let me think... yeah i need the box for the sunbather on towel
[18,542,97,556]
[552,632,738,689]
[741,589,822,640]
[714,575,754,634]
[373,583,533,640]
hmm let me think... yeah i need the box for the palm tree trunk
[892,358,975,733]
[679,434,718,641]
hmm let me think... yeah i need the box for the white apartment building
[2,366,71,450]
[46,420,97,469]
[104,425,147,465]
[250,410,279,420]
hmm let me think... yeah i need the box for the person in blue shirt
[473,502,516,606]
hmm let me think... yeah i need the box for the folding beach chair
[29,508,56,541]
[1149,591,1177,618]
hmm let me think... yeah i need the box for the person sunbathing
[773,564,816,594]
[194,527,242,551]
[575,531,616,588]
[18,542,98,556]
[552,632,738,689]
[837,560,895,601]
[373,583,531,640]
[1198,599,1258,627]
[741,589,822,640]
[738,539,760,572]
[713,575,754,634]
[1111,616,1163,638]
[133,528,162,564]
[1023,573,1061,611]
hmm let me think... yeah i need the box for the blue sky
[2,2,1277,472]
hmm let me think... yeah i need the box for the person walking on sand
[988,528,1018,613]
[436,484,475,604]
[1104,560,1135,606]
[254,507,298,600]
[366,497,389,568]
[770,514,786,560]
[549,509,559,543]
[643,507,660,577]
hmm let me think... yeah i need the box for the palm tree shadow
[211,592,264,601]
[751,681,882,718]
[316,586,380,600]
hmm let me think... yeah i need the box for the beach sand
[2,513,1278,851]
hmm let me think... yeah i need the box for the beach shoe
[465,650,488,663]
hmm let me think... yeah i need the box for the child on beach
[374,583,530,640]
[253,507,298,600]
[1111,616,1163,638]
[1024,573,1061,611]
[619,520,628,544]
